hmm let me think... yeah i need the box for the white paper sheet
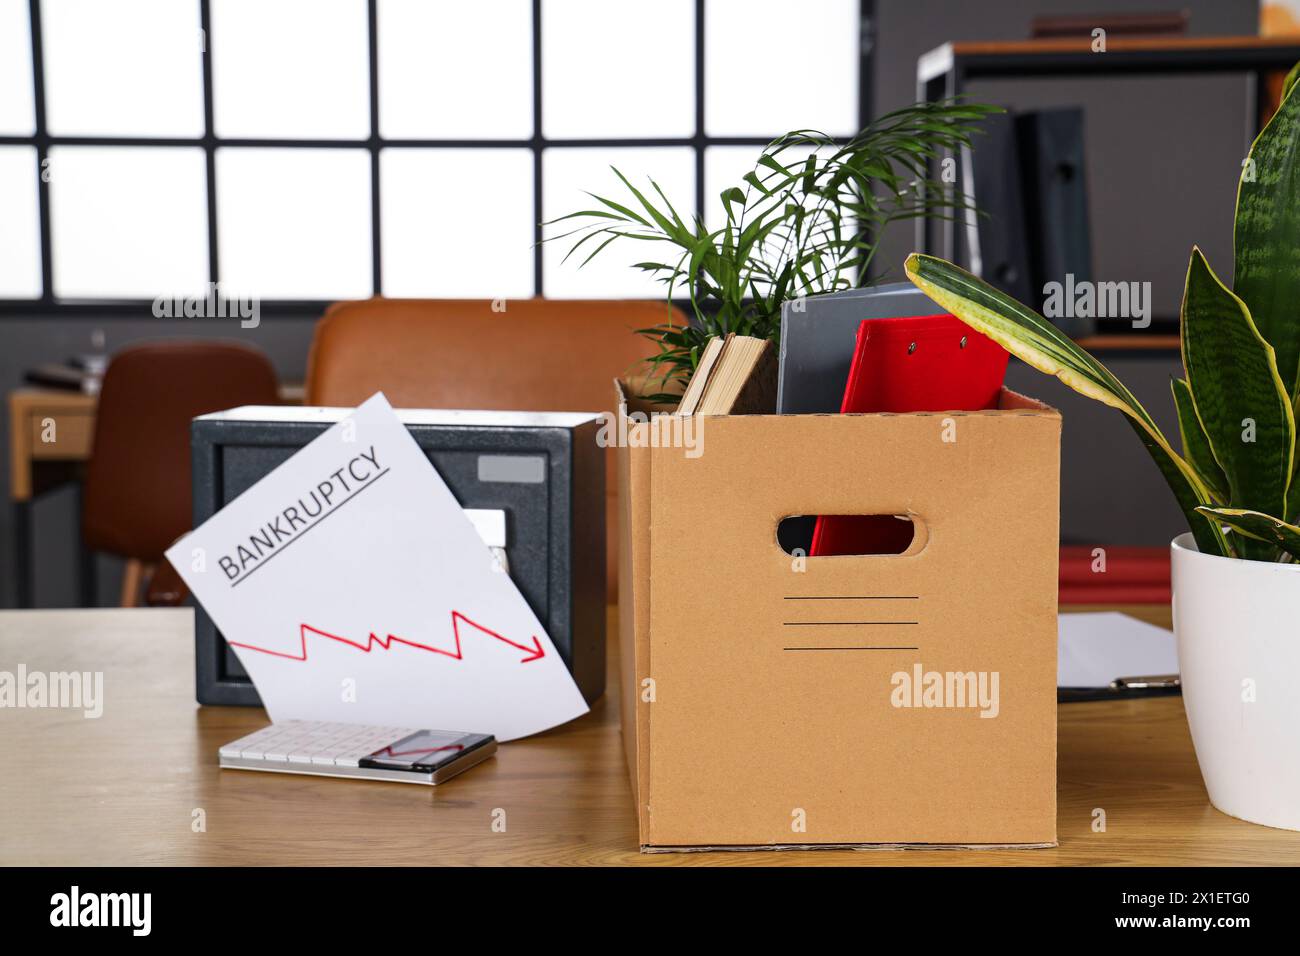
[166,393,589,741]
[1058,612,1179,688]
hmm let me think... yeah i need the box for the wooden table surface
[2,604,1299,866]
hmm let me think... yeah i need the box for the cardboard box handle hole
[777,514,926,557]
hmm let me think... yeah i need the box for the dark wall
[870,0,1258,308]
[870,0,1260,548]
[1005,355,1188,546]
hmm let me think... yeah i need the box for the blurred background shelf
[1074,334,1181,351]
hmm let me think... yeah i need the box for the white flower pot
[1171,531,1300,831]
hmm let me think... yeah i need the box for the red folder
[810,313,1010,557]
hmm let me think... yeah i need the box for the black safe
[189,405,606,707]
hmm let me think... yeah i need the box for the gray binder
[1017,108,1095,337]
[776,283,942,414]
[967,110,1035,308]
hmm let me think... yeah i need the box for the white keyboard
[220,720,417,768]
[218,720,497,785]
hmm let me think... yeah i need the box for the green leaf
[609,168,688,243]
[1233,70,1300,398]
[577,232,622,268]
[1285,61,1300,99]
[741,170,770,197]
[904,252,1231,558]
[584,190,651,227]
[1127,416,1235,557]
[1180,247,1294,522]
[1196,507,1300,561]
[1171,377,1228,502]
[719,186,746,218]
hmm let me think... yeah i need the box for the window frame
[0,0,874,317]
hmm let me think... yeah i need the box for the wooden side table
[8,384,302,607]
[8,388,98,607]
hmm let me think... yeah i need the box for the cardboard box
[617,386,1061,851]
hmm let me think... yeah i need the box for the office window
[0,0,867,312]
[705,0,859,137]
[48,146,209,299]
[380,148,535,298]
[0,146,41,298]
[42,0,205,137]
[378,0,533,140]
[211,0,370,139]
[542,0,695,139]
[216,148,373,300]
[543,146,696,298]
[0,0,35,136]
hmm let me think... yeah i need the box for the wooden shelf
[948,35,1300,58]
[1072,334,1180,352]
[920,34,1300,84]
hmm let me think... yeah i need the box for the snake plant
[904,65,1300,563]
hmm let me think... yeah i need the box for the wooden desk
[1,604,1298,865]
[8,385,304,607]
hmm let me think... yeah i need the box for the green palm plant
[546,100,999,396]
[904,67,1300,563]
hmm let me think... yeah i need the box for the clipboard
[809,314,1010,557]
[1056,612,1181,702]
[1058,677,1181,703]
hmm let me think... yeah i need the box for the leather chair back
[306,298,677,409]
[305,298,684,598]
[83,340,280,561]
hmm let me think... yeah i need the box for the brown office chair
[83,340,280,606]
[305,297,684,599]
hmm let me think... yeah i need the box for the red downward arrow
[228,611,545,664]
[450,611,545,662]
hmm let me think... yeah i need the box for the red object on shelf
[810,314,1010,557]
[1058,545,1171,604]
